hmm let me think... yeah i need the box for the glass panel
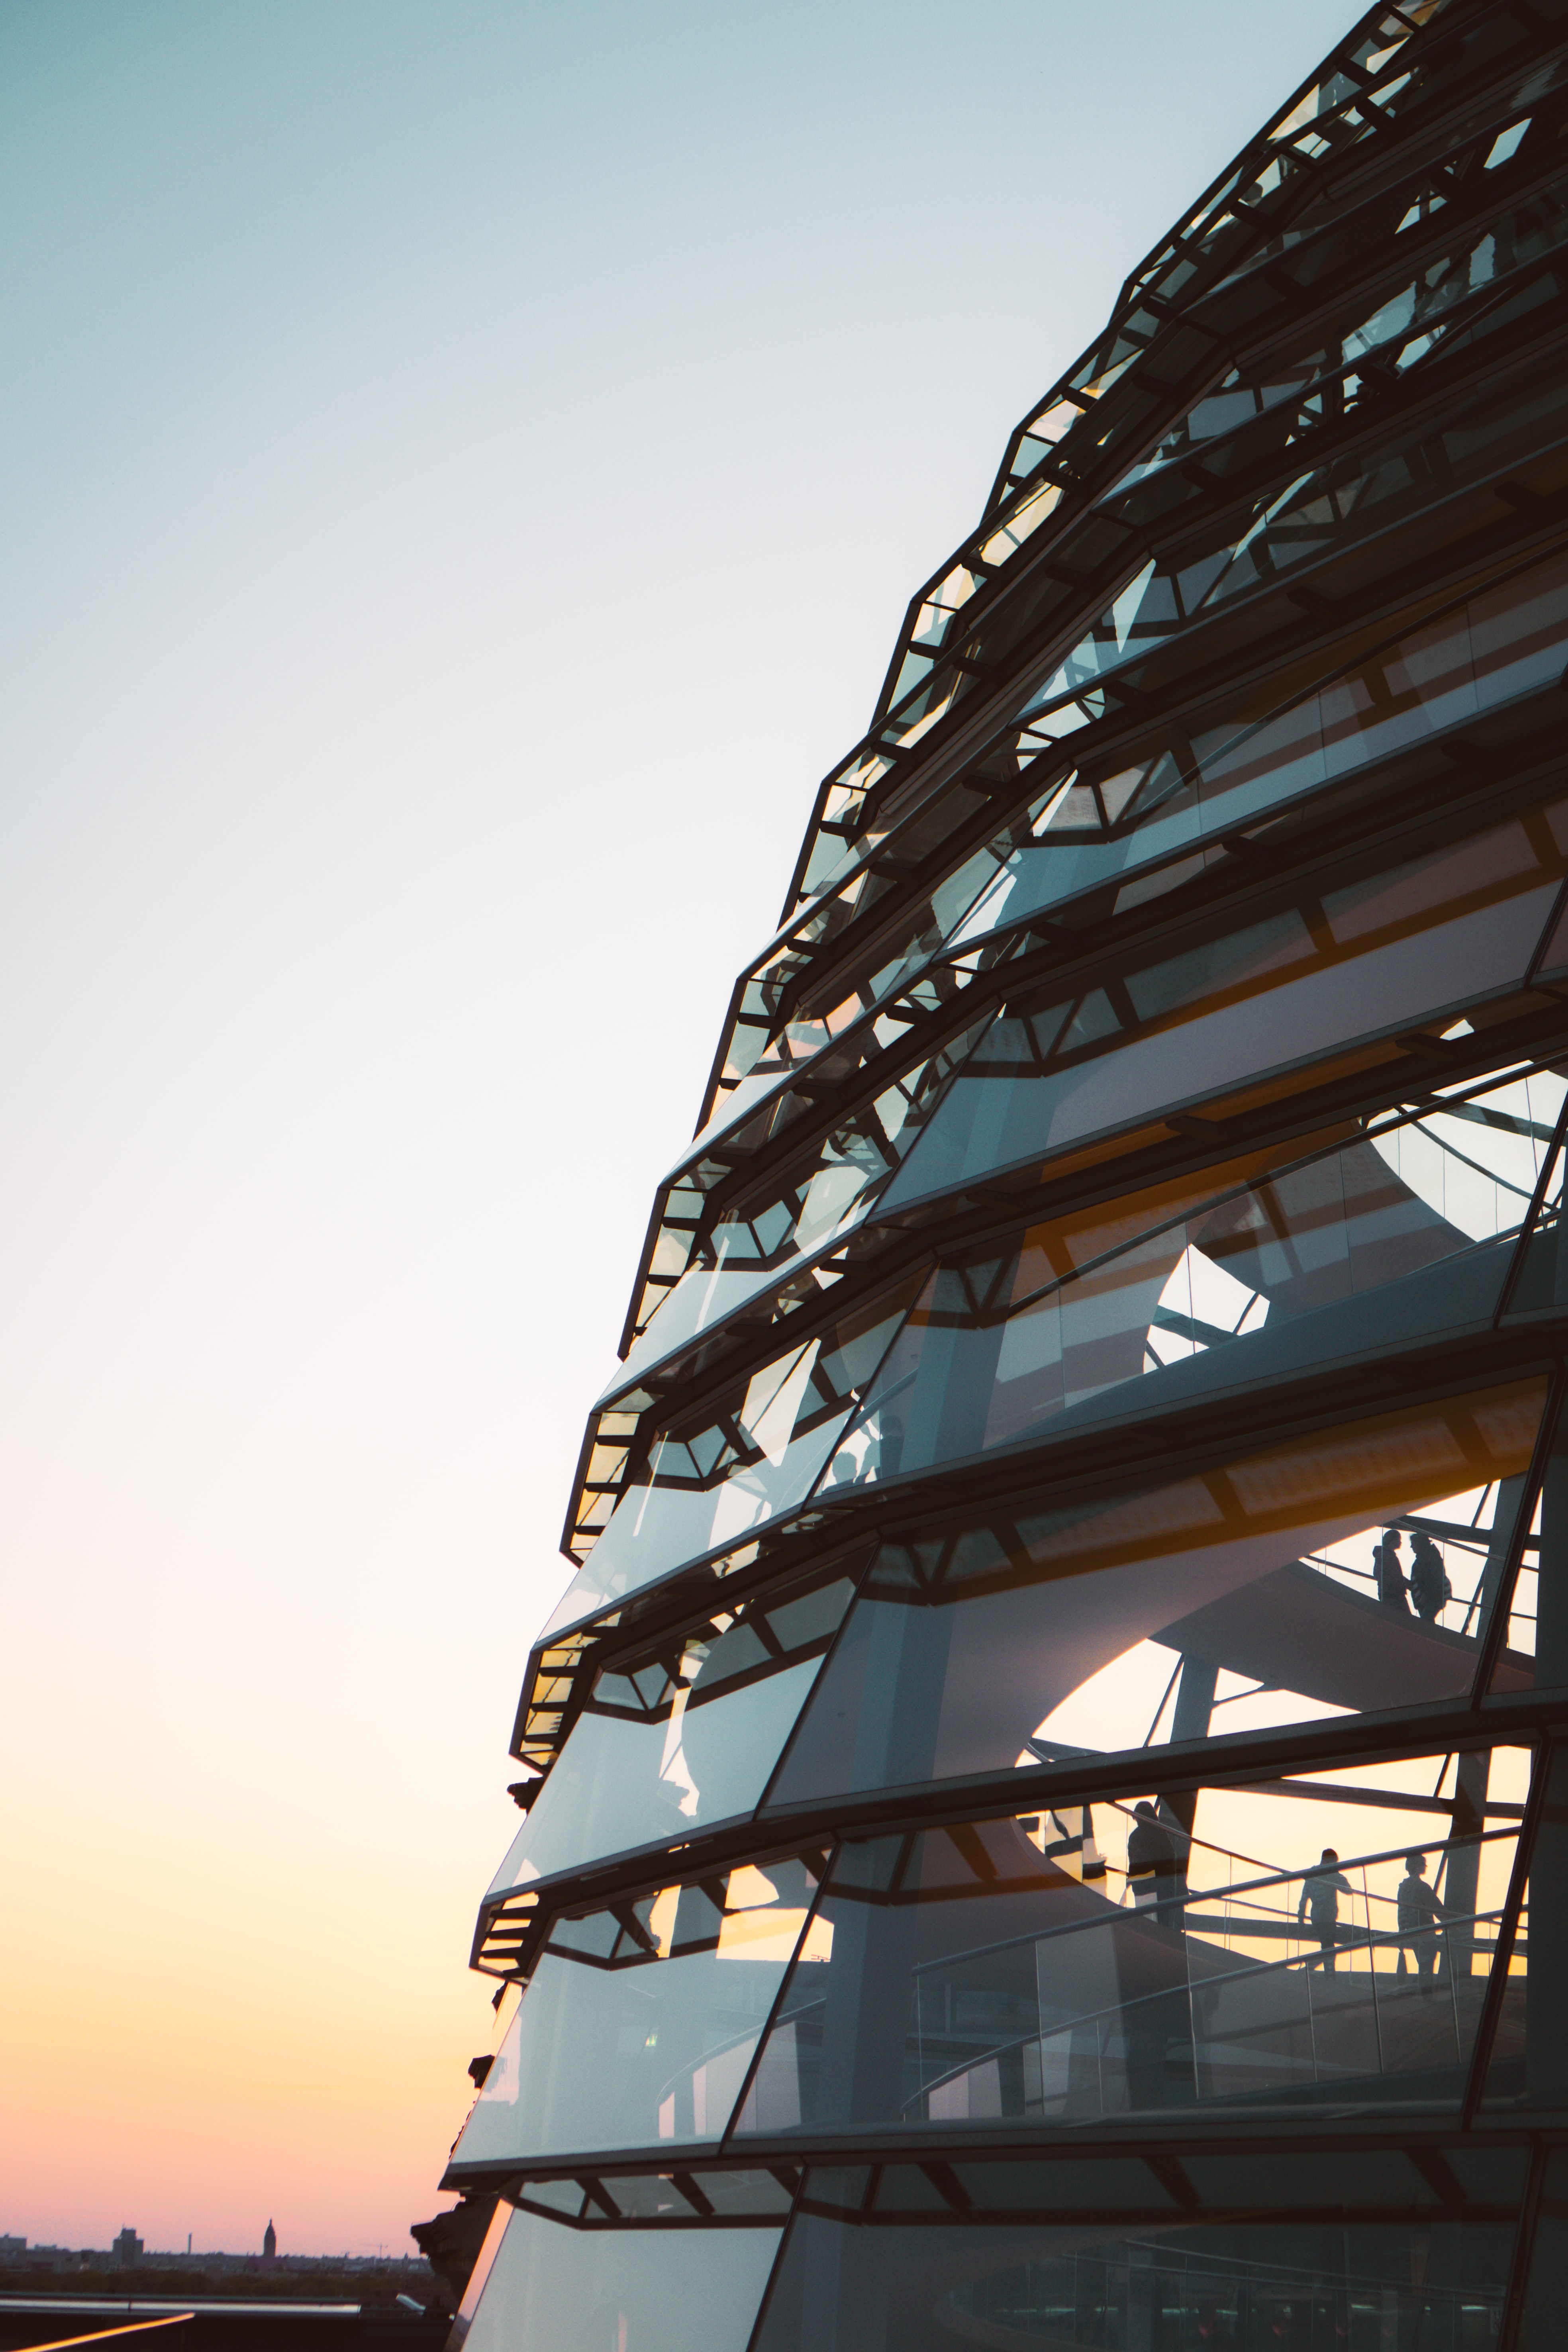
[719,841,1025,1109]
[618,1012,991,1371]
[1485,1744,1568,2111]
[682,2170,798,2218]
[1490,1409,1568,1699]
[882,803,1568,1210]
[548,1276,921,1632]
[661,542,1568,1405]
[1518,2148,1568,2349]
[823,544,1568,1049]
[606,1259,791,1401]
[518,2170,796,2221]
[459,2202,780,2352]
[452,1855,825,2164]
[825,1068,1565,1484]
[740,1758,1525,2144]
[955,355,1568,754]
[752,2202,1516,2352]
[490,1573,857,1888]
[949,2142,1526,2213]
[685,568,1566,1399]
[514,2178,588,2218]
[1173,367,1567,628]
[864,549,1568,1077]
[1490,1485,1543,1699]
[446,2197,511,2352]
[1109,180,1568,502]
[770,1380,1546,1802]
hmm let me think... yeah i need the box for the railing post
[1366,1862,1386,2078]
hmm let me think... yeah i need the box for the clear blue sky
[0,0,1358,2254]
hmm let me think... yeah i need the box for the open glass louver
[433,6,1568,2344]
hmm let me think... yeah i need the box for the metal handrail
[907,1900,1510,2118]
[900,1824,1517,1980]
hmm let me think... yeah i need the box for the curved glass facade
[437,4,1568,2342]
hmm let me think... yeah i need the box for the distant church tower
[262,2222,276,2262]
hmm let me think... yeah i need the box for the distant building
[0,2237,24,2260]
[262,2222,276,2262]
[111,2230,141,2270]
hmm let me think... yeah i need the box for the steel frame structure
[433,5,1568,2345]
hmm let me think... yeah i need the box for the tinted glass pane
[491,1576,856,1888]
[823,1068,1564,1484]
[717,836,1027,1113]
[963,353,1568,770]
[453,1856,824,2164]
[946,548,1568,953]
[882,804,1568,1210]
[512,2174,794,2223]
[1484,1745,1568,2111]
[547,1277,919,1632]
[740,1756,1523,2141]
[1109,184,1568,493]
[943,2145,1527,2214]
[620,1011,992,1370]
[752,2206,1514,2352]
[576,2171,796,2220]
[1098,359,1564,673]
[771,1380,1545,1800]
[462,2203,780,2352]
[447,2198,511,2351]
[714,539,1568,1251]
[1517,2148,1568,2350]
[606,1257,789,1400]
[633,538,1568,1403]
[1490,1423,1568,1702]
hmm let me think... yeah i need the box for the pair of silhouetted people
[1374,1526,1451,1620]
[1298,1846,1450,1982]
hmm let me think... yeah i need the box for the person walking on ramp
[1396,1850,1448,1991]
[1299,1847,1353,1970]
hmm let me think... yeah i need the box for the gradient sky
[1,0,1359,2259]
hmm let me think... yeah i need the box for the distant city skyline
[1,2227,429,2267]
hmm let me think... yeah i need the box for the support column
[1476,1475,1528,1656]
[1169,1654,1219,1747]
[1443,1750,1488,1985]
[1525,1744,1568,2104]
[1163,1654,1217,1897]
[1125,2244,1156,2352]
[1526,1407,1568,2103]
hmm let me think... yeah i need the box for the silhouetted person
[1396,1850,1448,1991]
[1408,1532,1451,1624]
[1375,1526,1410,1612]
[1126,1801,1180,1916]
[1299,1847,1352,1970]
[1123,1801,1189,2108]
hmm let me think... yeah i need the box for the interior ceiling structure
[427,5,1568,2346]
